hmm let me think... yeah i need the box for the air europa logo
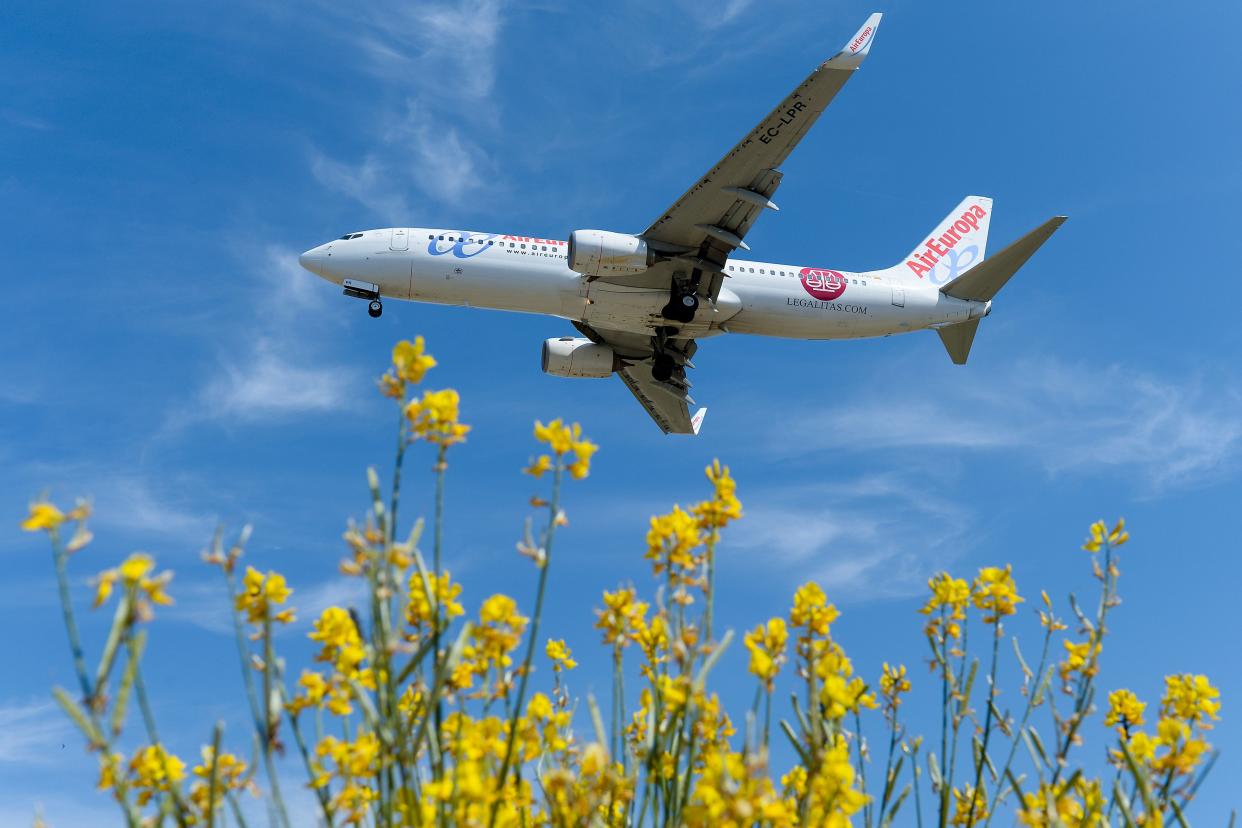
[906,204,988,278]
[849,25,873,52]
[800,268,847,300]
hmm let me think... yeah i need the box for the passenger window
[541,245,547,251]
[760,269,765,274]
[521,244,526,249]
[428,235,434,240]
[438,235,444,240]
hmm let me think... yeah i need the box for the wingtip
[690,407,708,436]
[826,12,883,69]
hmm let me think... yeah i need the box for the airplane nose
[299,246,323,276]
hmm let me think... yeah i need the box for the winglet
[826,13,882,70]
[690,407,708,436]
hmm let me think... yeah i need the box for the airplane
[298,13,1064,435]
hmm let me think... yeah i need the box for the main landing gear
[661,290,699,324]
[652,352,675,382]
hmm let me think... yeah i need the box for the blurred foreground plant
[24,337,1229,827]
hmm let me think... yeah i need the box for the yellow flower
[1083,517,1128,552]
[128,744,186,806]
[1059,638,1102,684]
[287,670,330,715]
[971,565,1022,623]
[405,388,470,446]
[93,553,174,613]
[743,617,787,689]
[691,460,742,530]
[594,586,648,647]
[1105,688,1146,730]
[790,582,839,636]
[880,663,911,716]
[406,570,464,632]
[950,785,988,826]
[523,454,552,478]
[234,566,295,625]
[567,437,598,480]
[534,419,576,455]
[646,505,702,582]
[532,419,597,477]
[310,606,368,679]
[546,638,577,671]
[392,337,437,383]
[1161,673,1220,728]
[21,501,65,532]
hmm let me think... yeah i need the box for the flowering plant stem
[490,462,564,827]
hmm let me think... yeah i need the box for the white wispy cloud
[723,472,973,601]
[304,0,506,213]
[764,357,1242,493]
[0,700,74,764]
[201,337,354,421]
[173,244,357,427]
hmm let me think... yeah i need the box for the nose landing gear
[343,279,384,319]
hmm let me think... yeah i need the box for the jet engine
[567,230,654,278]
[541,337,618,378]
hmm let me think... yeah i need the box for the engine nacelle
[541,337,617,378]
[567,230,653,278]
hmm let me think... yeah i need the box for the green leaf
[110,631,146,737]
[52,687,104,748]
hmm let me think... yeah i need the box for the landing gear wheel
[661,293,699,324]
[652,353,675,383]
[367,299,383,318]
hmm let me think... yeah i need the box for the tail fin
[888,196,993,287]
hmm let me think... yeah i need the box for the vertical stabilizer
[889,196,992,287]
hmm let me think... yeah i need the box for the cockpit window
[338,232,364,240]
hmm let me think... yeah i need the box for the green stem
[261,614,292,828]
[490,463,564,827]
[50,528,94,703]
[984,624,1053,828]
[965,620,1002,827]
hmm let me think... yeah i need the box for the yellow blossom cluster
[545,638,577,671]
[379,337,437,398]
[234,565,295,626]
[405,387,470,446]
[971,565,1023,623]
[528,418,598,479]
[406,569,465,633]
[743,617,787,690]
[188,747,254,820]
[312,732,381,825]
[919,572,971,641]
[93,552,173,617]
[1082,517,1129,552]
[1016,777,1105,827]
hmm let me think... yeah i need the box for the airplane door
[390,228,409,251]
[891,286,905,308]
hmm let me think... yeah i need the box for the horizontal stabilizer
[938,319,980,365]
[941,216,1067,302]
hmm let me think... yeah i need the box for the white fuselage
[298,228,989,341]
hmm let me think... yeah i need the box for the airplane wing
[573,322,706,435]
[596,13,882,299]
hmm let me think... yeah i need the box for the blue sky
[3,0,1240,823]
